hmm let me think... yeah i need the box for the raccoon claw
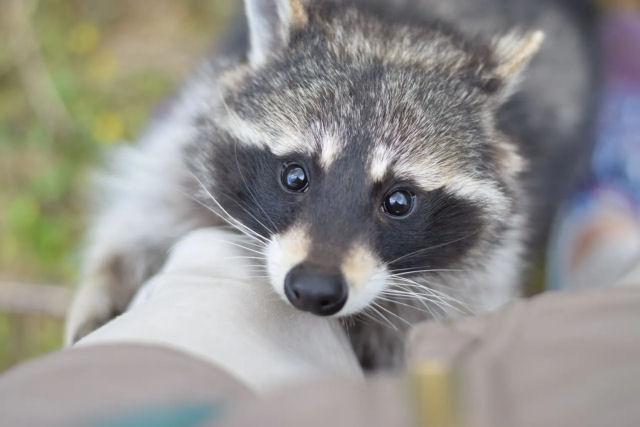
[66,313,113,346]
[64,282,120,346]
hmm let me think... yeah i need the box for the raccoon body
[66,0,597,369]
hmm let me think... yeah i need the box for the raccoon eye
[382,189,415,217]
[281,163,309,193]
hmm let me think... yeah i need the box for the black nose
[284,264,348,316]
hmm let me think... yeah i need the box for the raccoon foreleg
[65,146,207,344]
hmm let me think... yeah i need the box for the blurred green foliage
[0,0,236,370]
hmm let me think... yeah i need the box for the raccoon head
[190,0,543,317]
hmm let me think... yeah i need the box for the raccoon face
[190,0,542,317]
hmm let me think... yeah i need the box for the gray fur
[66,0,597,369]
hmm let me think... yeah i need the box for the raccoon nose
[284,264,348,316]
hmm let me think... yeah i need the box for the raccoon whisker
[398,279,475,312]
[242,266,269,276]
[375,294,428,311]
[215,226,269,250]
[232,198,276,239]
[223,255,268,262]
[189,193,268,247]
[217,256,269,271]
[218,225,243,231]
[221,228,266,249]
[381,288,447,309]
[381,289,442,320]
[223,235,268,251]
[374,295,431,316]
[391,279,471,308]
[237,264,269,271]
[386,248,429,266]
[384,284,463,314]
[244,269,270,275]
[204,198,269,246]
[342,321,352,340]
[385,231,480,265]
[340,315,356,329]
[211,238,267,257]
[389,275,468,302]
[215,193,276,242]
[387,267,463,276]
[367,304,398,331]
[188,173,270,245]
[358,310,390,330]
[233,142,280,235]
[182,188,268,247]
[371,302,412,327]
[189,172,268,244]
[389,283,472,315]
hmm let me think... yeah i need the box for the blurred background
[1,0,639,372]
[0,0,236,370]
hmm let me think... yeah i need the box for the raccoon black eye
[281,163,309,193]
[382,189,415,217]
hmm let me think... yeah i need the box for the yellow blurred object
[68,23,100,55]
[92,112,124,143]
[86,49,118,83]
[408,360,462,427]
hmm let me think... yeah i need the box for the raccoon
[66,0,597,368]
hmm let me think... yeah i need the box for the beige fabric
[219,375,413,427]
[1,289,639,426]
[219,288,640,427]
[0,344,254,427]
[407,288,640,427]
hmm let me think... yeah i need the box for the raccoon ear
[245,0,308,66]
[493,30,545,79]
[484,30,545,97]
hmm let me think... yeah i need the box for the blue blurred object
[91,402,223,427]
[546,10,640,291]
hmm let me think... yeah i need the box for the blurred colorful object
[547,7,640,290]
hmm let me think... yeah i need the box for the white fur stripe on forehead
[214,111,345,162]
[443,176,508,210]
[212,108,311,156]
[414,170,507,209]
[369,149,508,210]
[369,146,390,182]
[318,132,343,169]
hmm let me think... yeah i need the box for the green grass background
[0,0,235,370]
